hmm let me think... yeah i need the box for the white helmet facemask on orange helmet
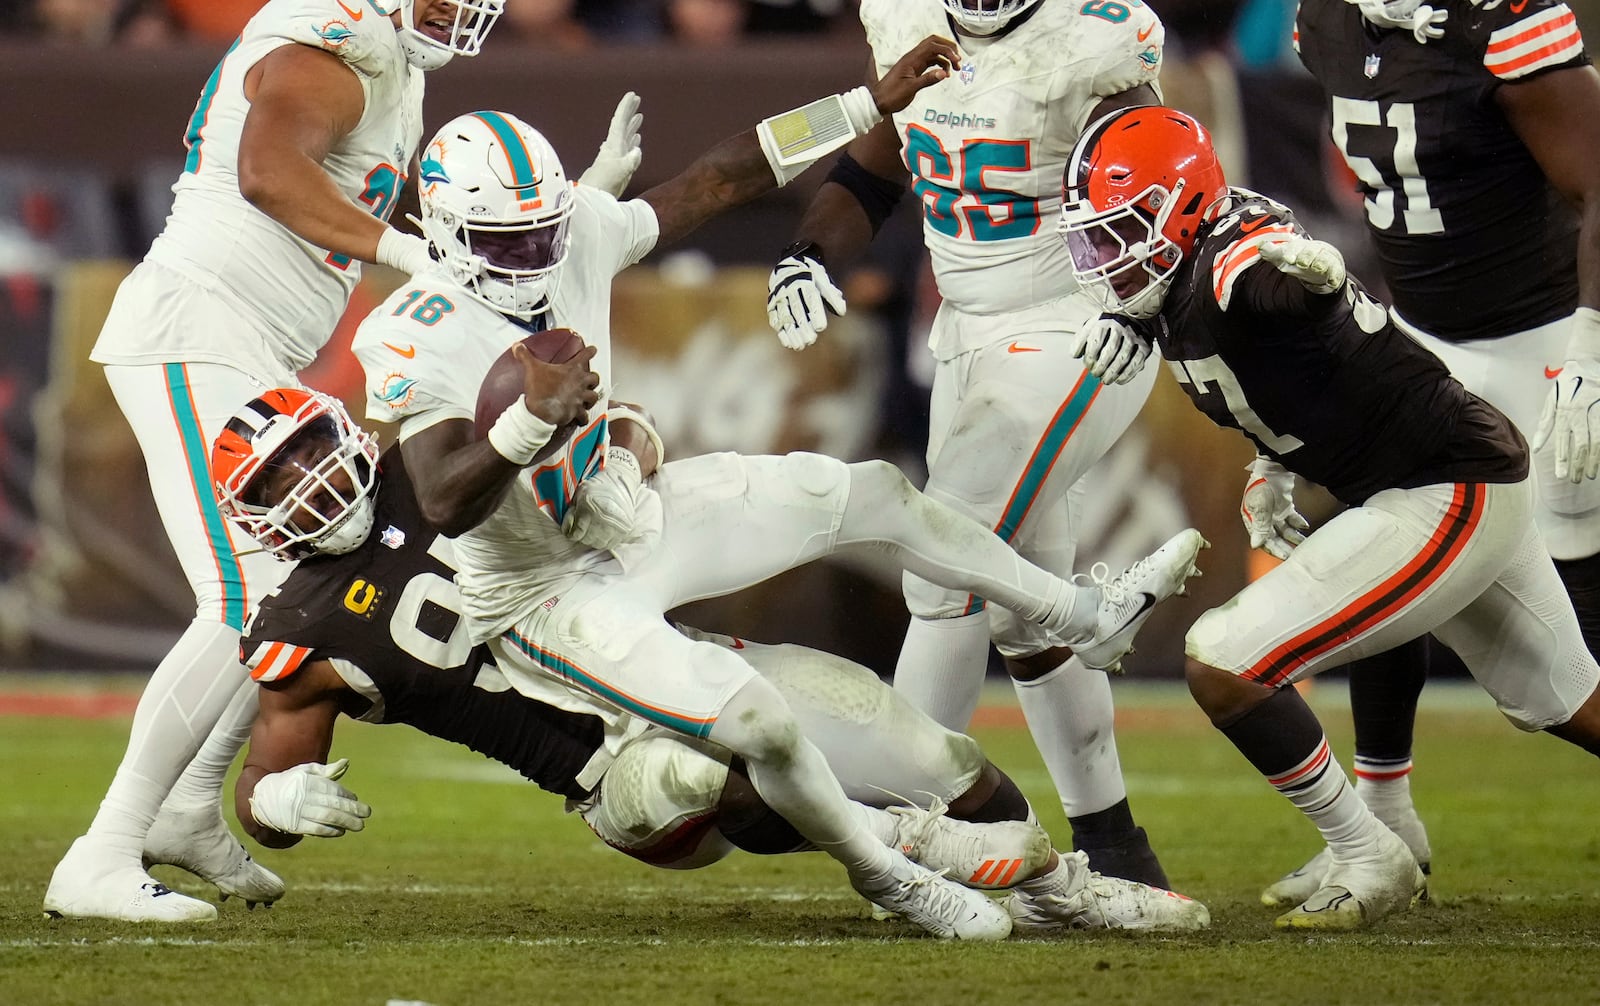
[417,111,576,319]
[391,0,506,70]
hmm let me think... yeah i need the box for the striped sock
[1271,739,1385,858]
[1354,755,1415,827]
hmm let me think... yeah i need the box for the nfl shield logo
[1364,54,1381,78]
[959,59,976,85]
[380,525,406,550]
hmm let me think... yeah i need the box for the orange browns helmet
[1058,106,1229,318]
[211,388,380,561]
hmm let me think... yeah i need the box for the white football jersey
[860,0,1163,334]
[353,185,661,640]
[95,0,423,374]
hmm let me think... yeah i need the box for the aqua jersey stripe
[503,629,717,738]
[471,111,541,200]
[962,370,1103,616]
[183,37,241,175]
[165,364,247,629]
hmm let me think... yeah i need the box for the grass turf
[3,680,1600,1005]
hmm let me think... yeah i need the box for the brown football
[474,328,589,463]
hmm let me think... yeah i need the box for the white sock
[1353,755,1415,827]
[855,804,901,849]
[82,620,249,862]
[711,678,895,883]
[893,612,991,730]
[1269,738,1386,858]
[162,677,259,813]
[1011,656,1127,818]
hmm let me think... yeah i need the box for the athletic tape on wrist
[487,396,558,466]
[602,445,643,491]
[757,86,883,187]
[376,228,432,275]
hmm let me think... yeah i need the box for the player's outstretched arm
[239,44,431,276]
[1502,66,1600,480]
[641,34,958,248]
[404,345,600,537]
[236,661,353,849]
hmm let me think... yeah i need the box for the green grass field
[4,679,1600,1005]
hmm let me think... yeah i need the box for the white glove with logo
[1258,236,1347,295]
[563,447,646,551]
[249,759,371,839]
[767,246,846,351]
[1069,312,1153,385]
[577,91,643,198]
[1241,457,1309,560]
[1533,308,1600,483]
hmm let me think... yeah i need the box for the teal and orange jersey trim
[164,363,249,630]
[502,628,718,738]
[962,368,1104,615]
[182,37,242,175]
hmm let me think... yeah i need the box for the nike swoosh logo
[336,0,364,19]
[1547,366,1565,379]
[1123,592,1157,628]
[1136,23,1155,41]
[1237,216,1272,236]
[384,342,416,358]
[1510,0,1528,11]
[1007,342,1041,353]
[730,637,746,649]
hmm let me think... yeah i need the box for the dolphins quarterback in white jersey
[351,39,1207,936]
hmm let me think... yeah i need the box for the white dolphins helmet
[418,111,576,319]
[942,0,1045,36]
[393,0,506,71]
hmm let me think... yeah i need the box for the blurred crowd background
[2,0,1594,676]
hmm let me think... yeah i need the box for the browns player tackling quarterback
[1057,105,1600,930]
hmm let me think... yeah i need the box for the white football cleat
[1262,811,1431,909]
[1074,529,1208,674]
[144,804,286,908]
[1273,828,1427,931]
[44,837,217,922]
[1003,851,1210,933]
[888,798,1052,890]
[1260,846,1331,909]
[855,854,1013,941]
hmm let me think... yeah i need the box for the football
[474,327,590,463]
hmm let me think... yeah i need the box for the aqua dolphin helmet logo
[420,155,450,186]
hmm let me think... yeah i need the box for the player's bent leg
[580,734,739,870]
[709,675,1011,940]
[143,680,285,906]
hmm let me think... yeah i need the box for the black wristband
[780,240,826,266]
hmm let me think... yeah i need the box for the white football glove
[577,91,643,198]
[1535,359,1600,483]
[767,247,846,351]
[1069,312,1153,385]
[563,446,647,551]
[248,759,371,839]
[1353,0,1447,43]
[1258,236,1347,295]
[1241,457,1309,561]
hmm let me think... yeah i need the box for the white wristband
[487,396,558,466]
[1247,455,1289,479]
[376,228,433,276]
[1567,306,1600,360]
[608,404,665,469]
[757,86,883,187]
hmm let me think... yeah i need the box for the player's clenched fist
[870,35,962,114]
[249,759,371,839]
